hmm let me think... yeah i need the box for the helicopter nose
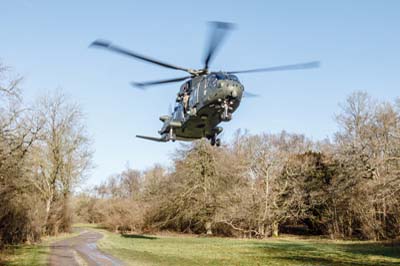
[217,80,243,99]
[228,81,243,98]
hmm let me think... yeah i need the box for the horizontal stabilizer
[136,135,167,142]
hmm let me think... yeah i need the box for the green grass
[94,229,400,266]
[0,232,79,266]
[0,244,48,266]
[3,224,399,266]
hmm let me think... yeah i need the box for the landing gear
[215,138,221,147]
[220,100,232,121]
[169,127,176,142]
[211,137,215,146]
[210,135,221,147]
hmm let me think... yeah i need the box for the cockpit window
[207,73,239,88]
[215,73,225,80]
[227,75,239,81]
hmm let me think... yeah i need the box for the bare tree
[0,64,43,245]
[73,90,400,241]
[29,92,92,234]
[333,91,400,239]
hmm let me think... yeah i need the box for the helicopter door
[189,83,199,107]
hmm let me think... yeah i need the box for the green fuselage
[163,73,244,140]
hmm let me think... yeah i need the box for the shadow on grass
[121,234,158,240]
[339,242,400,259]
[276,255,395,266]
[255,241,400,266]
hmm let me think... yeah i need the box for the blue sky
[1,1,399,186]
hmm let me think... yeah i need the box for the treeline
[0,64,92,246]
[76,91,400,240]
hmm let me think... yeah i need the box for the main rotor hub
[188,69,208,76]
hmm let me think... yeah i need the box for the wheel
[210,137,216,146]
[216,138,221,147]
[169,128,176,141]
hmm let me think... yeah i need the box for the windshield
[215,73,225,80]
[227,74,239,81]
[207,73,240,88]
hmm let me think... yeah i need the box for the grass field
[0,232,79,266]
[0,243,48,266]
[96,229,400,266]
[2,225,399,266]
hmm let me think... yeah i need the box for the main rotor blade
[228,61,320,74]
[131,76,191,89]
[203,21,235,70]
[90,39,191,73]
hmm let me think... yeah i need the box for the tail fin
[136,135,167,142]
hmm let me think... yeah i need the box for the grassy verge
[0,231,79,266]
[90,227,400,266]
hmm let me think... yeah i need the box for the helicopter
[90,22,319,146]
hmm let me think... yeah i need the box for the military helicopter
[90,22,319,146]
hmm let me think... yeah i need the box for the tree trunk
[258,224,265,237]
[205,221,213,235]
[272,222,279,237]
[44,192,54,232]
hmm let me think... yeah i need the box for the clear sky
[1,1,399,186]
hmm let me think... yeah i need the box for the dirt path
[50,229,124,266]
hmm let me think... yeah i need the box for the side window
[189,84,198,106]
[207,74,217,89]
